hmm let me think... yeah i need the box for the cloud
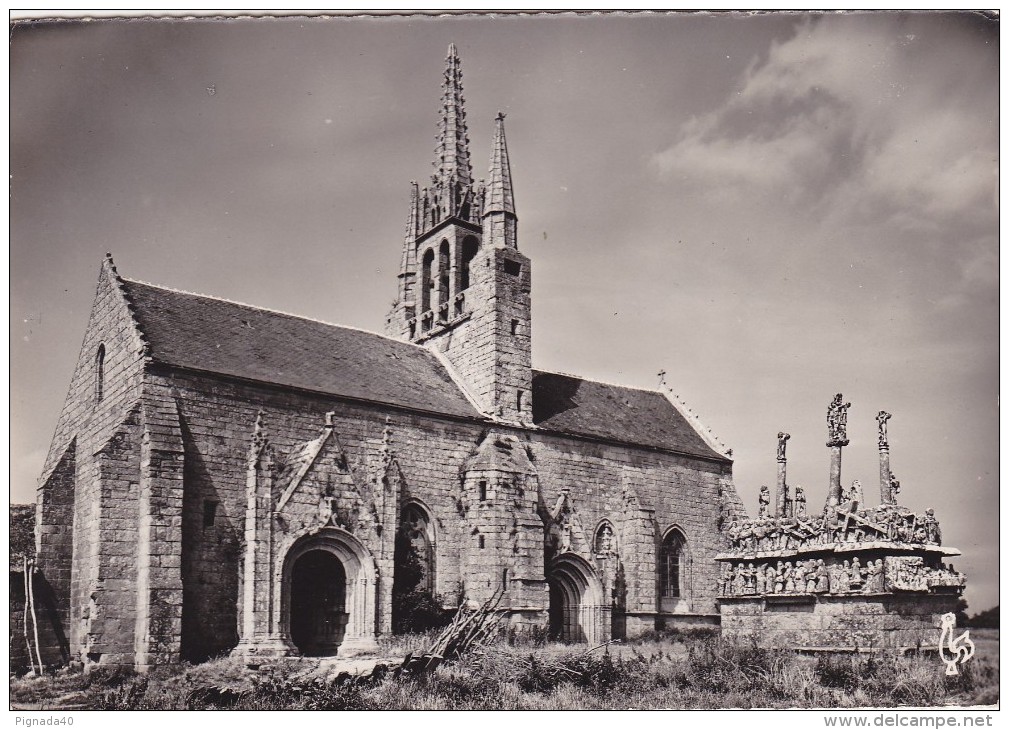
[653,15,998,243]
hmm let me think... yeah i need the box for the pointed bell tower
[386,45,532,424]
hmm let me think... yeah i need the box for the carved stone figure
[793,561,806,593]
[783,561,795,593]
[794,486,807,519]
[318,485,339,527]
[734,563,747,594]
[876,410,892,448]
[726,521,739,548]
[758,486,771,518]
[849,557,864,590]
[923,509,941,545]
[889,471,901,500]
[745,563,757,594]
[774,561,785,594]
[815,560,830,593]
[777,431,790,461]
[836,561,851,592]
[827,393,852,445]
[805,561,818,592]
[596,523,615,555]
[850,479,863,506]
[721,564,734,596]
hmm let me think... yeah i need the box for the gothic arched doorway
[289,550,348,656]
[280,528,378,656]
[546,554,607,645]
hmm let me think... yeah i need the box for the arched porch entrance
[281,528,377,656]
[290,550,347,656]
[546,554,607,645]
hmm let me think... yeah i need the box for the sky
[10,11,999,611]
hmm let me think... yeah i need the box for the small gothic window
[511,319,519,336]
[478,480,488,501]
[594,522,615,555]
[203,500,218,528]
[660,530,687,599]
[94,344,106,403]
[479,535,485,549]
[516,389,524,413]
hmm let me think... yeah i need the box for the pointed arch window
[421,248,435,314]
[659,529,687,599]
[94,344,106,403]
[438,239,451,319]
[395,503,435,594]
[460,236,479,291]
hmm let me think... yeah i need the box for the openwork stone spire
[484,111,515,217]
[432,42,473,217]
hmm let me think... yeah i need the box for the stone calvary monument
[717,395,965,651]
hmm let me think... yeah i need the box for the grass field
[10,629,999,710]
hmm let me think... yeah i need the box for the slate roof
[120,280,726,460]
[120,280,480,418]
[531,371,725,460]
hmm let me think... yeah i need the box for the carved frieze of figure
[794,486,807,519]
[827,393,852,445]
[885,556,928,591]
[867,559,884,592]
[758,486,771,519]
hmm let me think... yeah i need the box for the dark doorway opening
[547,577,565,641]
[290,550,347,656]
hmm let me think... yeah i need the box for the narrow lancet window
[660,530,687,599]
[94,344,106,403]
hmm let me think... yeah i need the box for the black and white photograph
[10,10,999,713]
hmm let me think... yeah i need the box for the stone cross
[876,411,892,449]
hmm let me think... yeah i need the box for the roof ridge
[533,368,664,396]
[120,277,436,353]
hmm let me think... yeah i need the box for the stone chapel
[33,45,744,670]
